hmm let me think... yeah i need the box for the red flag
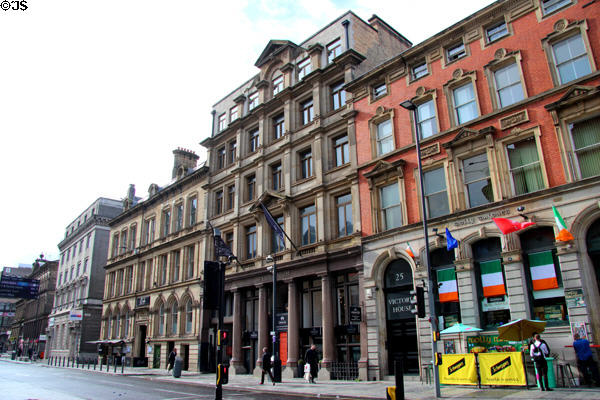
[492,218,535,235]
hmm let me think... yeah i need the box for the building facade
[201,11,411,380]
[347,0,600,380]
[0,266,32,352]
[47,197,123,359]
[100,149,209,371]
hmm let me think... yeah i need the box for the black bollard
[121,358,124,374]
[114,356,117,373]
[62,356,65,367]
[395,359,405,400]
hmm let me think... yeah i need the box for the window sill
[326,163,350,174]
[409,73,430,84]
[293,176,316,186]
[445,54,467,67]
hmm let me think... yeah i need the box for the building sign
[350,306,362,323]
[481,296,509,312]
[0,275,40,299]
[48,317,55,327]
[452,209,511,228]
[478,352,526,386]
[275,313,288,332]
[386,290,413,320]
[565,288,585,308]
[309,327,321,337]
[69,310,83,321]
[39,335,47,341]
[467,335,522,352]
[136,296,151,308]
[438,353,478,385]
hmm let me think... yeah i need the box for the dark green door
[153,345,161,368]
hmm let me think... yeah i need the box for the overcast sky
[0,0,494,268]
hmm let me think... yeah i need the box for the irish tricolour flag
[528,251,559,291]
[437,268,459,302]
[553,206,574,242]
[480,259,506,297]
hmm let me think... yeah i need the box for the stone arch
[460,228,504,260]
[369,246,418,290]
[264,60,283,82]
[151,295,166,313]
[102,304,112,318]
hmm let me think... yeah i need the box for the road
[0,361,314,400]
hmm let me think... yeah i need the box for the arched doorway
[384,259,418,374]
[586,219,600,293]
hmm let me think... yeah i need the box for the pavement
[3,354,600,399]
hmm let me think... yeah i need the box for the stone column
[283,280,299,378]
[502,250,530,320]
[230,289,246,374]
[319,274,334,381]
[454,259,479,328]
[358,270,369,381]
[254,285,268,376]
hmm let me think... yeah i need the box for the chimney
[172,148,199,179]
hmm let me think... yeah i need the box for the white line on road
[156,388,199,396]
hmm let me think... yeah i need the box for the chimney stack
[172,148,199,179]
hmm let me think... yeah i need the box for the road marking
[156,388,199,396]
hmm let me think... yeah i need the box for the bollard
[121,358,124,374]
[395,359,404,400]
[77,357,79,368]
[114,356,117,373]
[94,359,97,370]
[62,356,65,367]
[88,359,91,369]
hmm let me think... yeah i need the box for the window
[300,204,317,246]
[507,138,544,195]
[186,245,194,279]
[76,262,81,277]
[217,147,226,169]
[161,255,168,285]
[249,128,259,153]
[161,209,171,237]
[79,239,83,253]
[334,135,349,167]
[112,234,119,257]
[336,194,353,237]
[380,183,402,230]
[230,106,238,122]
[376,119,394,156]
[124,312,130,337]
[126,265,133,293]
[272,75,284,96]
[174,203,183,232]
[218,113,226,132]
[463,153,493,207]
[453,82,478,124]
[301,99,314,125]
[298,57,312,79]
[248,92,259,111]
[494,63,524,108]
[159,304,165,335]
[423,167,449,218]
[172,250,180,282]
[228,140,236,163]
[331,81,346,111]
[327,38,342,63]
[301,278,322,327]
[570,117,600,179]
[225,231,234,253]
[246,175,255,202]
[411,62,428,80]
[552,34,591,85]
[486,21,508,43]
[271,215,285,253]
[431,249,461,329]
[373,83,387,98]
[215,190,224,215]
[271,162,282,191]
[185,300,193,333]
[273,114,285,140]
[246,225,257,259]
[129,225,137,250]
[144,217,155,244]
[227,185,235,210]
[137,261,145,291]
[446,42,466,62]
[120,231,127,254]
[299,149,313,179]
[416,100,437,139]
[188,197,197,226]
[542,0,571,15]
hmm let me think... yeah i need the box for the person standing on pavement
[305,344,319,384]
[530,334,552,391]
[573,333,600,386]
[167,347,177,371]
[260,347,276,385]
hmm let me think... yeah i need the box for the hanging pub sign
[350,306,362,323]
[386,290,413,320]
[276,313,288,332]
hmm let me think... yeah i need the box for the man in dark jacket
[573,333,600,386]
[305,344,318,384]
[167,348,177,371]
[260,347,275,385]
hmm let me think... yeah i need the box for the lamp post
[265,254,282,382]
[400,100,441,398]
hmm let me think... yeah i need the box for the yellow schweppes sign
[438,353,478,385]
[479,352,526,386]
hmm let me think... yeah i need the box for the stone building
[0,266,32,352]
[346,0,600,380]
[47,197,123,359]
[200,11,411,380]
[100,148,209,371]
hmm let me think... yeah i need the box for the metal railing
[330,361,359,381]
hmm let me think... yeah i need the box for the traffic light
[410,286,426,318]
[217,329,229,347]
[217,363,229,385]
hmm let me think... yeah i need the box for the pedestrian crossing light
[410,286,426,318]
[217,363,229,385]
[217,330,229,347]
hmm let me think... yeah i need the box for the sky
[0,0,494,268]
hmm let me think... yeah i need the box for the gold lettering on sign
[421,143,440,158]
[500,110,529,130]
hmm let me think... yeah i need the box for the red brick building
[347,0,600,380]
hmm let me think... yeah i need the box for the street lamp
[399,99,441,398]
[265,254,282,382]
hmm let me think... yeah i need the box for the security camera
[266,266,274,272]
[516,206,525,212]
[265,255,274,263]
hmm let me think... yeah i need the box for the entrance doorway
[182,344,189,370]
[153,344,161,368]
[137,325,147,358]
[587,218,600,292]
[384,259,418,374]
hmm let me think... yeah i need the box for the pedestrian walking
[167,348,177,371]
[530,333,552,391]
[573,333,600,387]
[305,344,319,384]
[259,347,276,385]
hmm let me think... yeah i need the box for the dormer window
[273,76,284,96]
[411,62,428,80]
[373,83,387,99]
[218,113,227,132]
[485,21,508,43]
[248,92,259,111]
[446,42,466,63]
[327,38,342,64]
[298,58,312,79]
[230,106,238,122]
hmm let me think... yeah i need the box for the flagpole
[259,201,300,254]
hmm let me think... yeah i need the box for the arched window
[171,302,178,335]
[159,304,165,335]
[431,248,461,329]
[185,300,193,334]
[124,312,130,337]
[106,316,111,340]
[113,315,119,338]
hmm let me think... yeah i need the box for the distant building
[0,266,32,352]
[47,198,123,359]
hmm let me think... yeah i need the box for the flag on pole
[492,217,535,235]
[405,242,415,258]
[445,228,458,251]
[553,206,574,242]
[437,268,459,302]
[260,203,285,245]
[528,251,559,291]
[214,235,233,258]
[480,259,506,297]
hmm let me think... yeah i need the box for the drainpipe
[210,110,216,137]
[342,20,350,50]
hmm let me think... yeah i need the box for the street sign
[0,275,39,299]
[350,306,362,323]
[69,310,83,321]
[275,313,288,332]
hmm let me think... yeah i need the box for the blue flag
[446,228,458,251]
[260,203,285,245]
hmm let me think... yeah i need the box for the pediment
[443,126,494,149]
[364,159,405,189]
[545,85,599,111]
[255,40,298,68]
[249,190,289,212]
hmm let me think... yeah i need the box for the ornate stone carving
[494,48,507,60]
[416,86,426,97]
[452,68,464,79]
[420,143,440,158]
[554,19,568,32]
[500,110,529,130]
